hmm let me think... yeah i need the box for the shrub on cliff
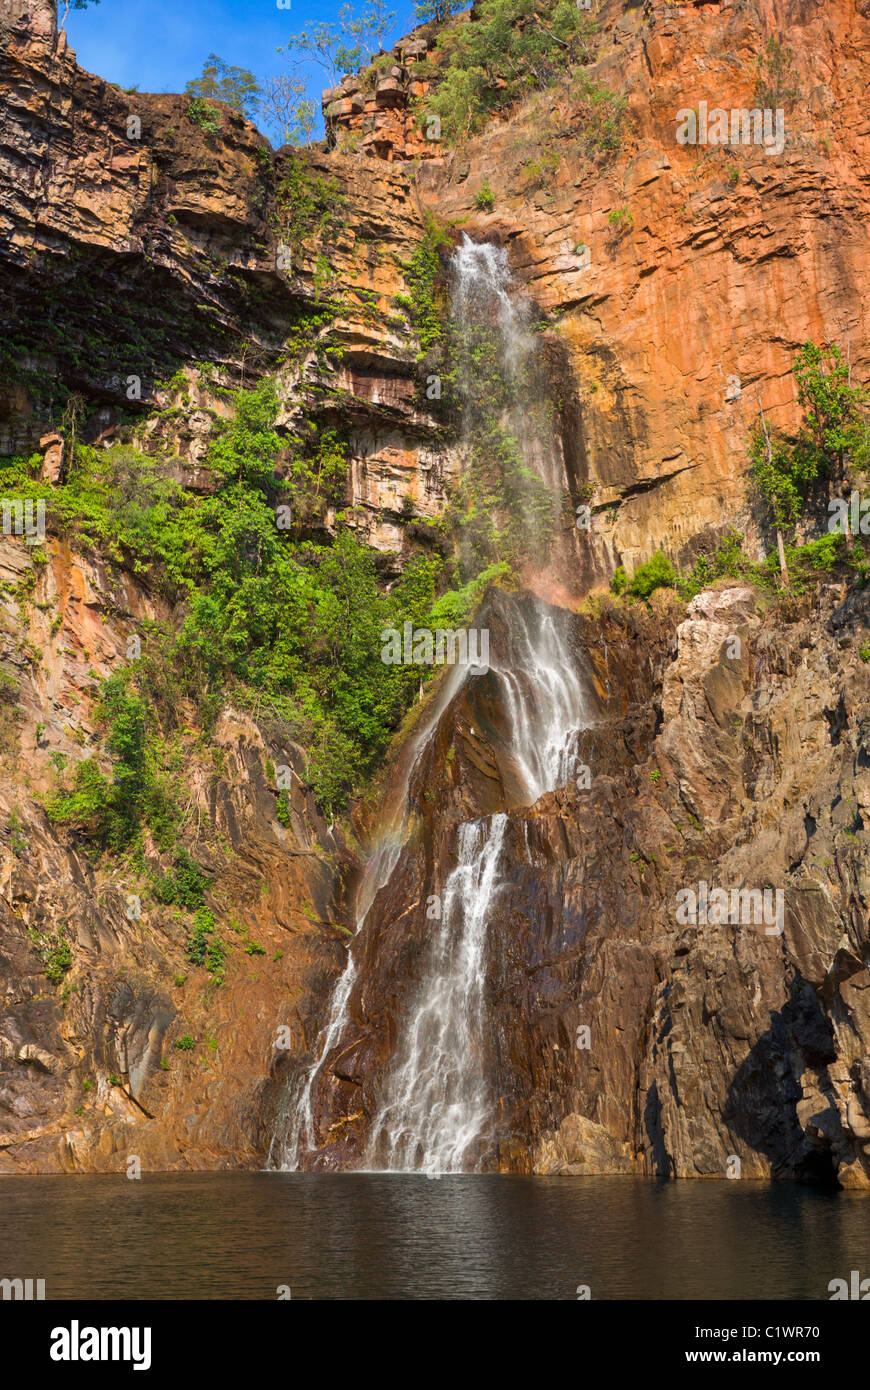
[43,672,178,852]
[750,341,870,533]
[420,0,598,142]
[610,552,677,601]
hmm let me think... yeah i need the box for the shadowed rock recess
[1,0,870,1185]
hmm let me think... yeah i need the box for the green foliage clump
[607,204,634,237]
[185,907,226,982]
[440,294,558,569]
[185,97,221,134]
[475,181,495,211]
[273,154,346,259]
[421,0,598,143]
[2,359,516,819]
[678,530,749,601]
[396,219,451,356]
[185,54,261,119]
[276,788,292,827]
[571,70,627,161]
[8,806,28,857]
[611,552,677,600]
[152,848,210,909]
[609,565,629,596]
[757,532,846,593]
[414,0,466,21]
[44,671,177,851]
[429,562,511,627]
[28,926,72,985]
[753,37,800,109]
[751,342,870,531]
[174,1034,196,1051]
[187,907,216,966]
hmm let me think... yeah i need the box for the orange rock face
[411,0,870,570]
[326,0,870,569]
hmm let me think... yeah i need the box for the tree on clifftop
[186,55,262,120]
[414,0,467,21]
[60,0,99,32]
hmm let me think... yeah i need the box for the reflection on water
[0,1172,868,1300]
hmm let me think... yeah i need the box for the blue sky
[66,0,419,137]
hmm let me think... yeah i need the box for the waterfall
[368,601,591,1172]
[365,238,592,1171]
[366,814,509,1174]
[488,602,588,802]
[274,233,590,1174]
[272,662,467,1171]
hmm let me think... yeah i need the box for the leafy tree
[279,2,396,85]
[414,0,467,23]
[751,342,869,532]
[186,54,262,119]
[792,342,869,480]
[260,74,317,146]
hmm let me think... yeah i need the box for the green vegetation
[152,848,210,909]
[43,671,177,852]
[60,0,99,31]
[678,529,750,601]
[276,788,292,827]
[753,37,800,110]
[185,908,227,983]
[174,1034,196,1052]
[2,361,511,822]
[185,97,222,134]
[571,70,627,161]
[420,0,599,143]
[395,218,451,356]
[187,908,215,966]
[28,926,72,985]
[607,204,634,238]
[442,298,558,569]
[278,2,397,86]
[475,181,495,212]
[273,155,347,264]
[750,342,870,531]
[7,806,28,858]
[611,524,870,610]
[185,54,261,120]
[610,551,676,600]
[415,0,465,20]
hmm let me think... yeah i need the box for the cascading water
[367,608,592,1172]
[272,662,467,1171]
[363,240,593,1173]
[274,233,591,1174]
[365,814,509,1174]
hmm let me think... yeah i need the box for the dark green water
[0,1172,868,1300]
